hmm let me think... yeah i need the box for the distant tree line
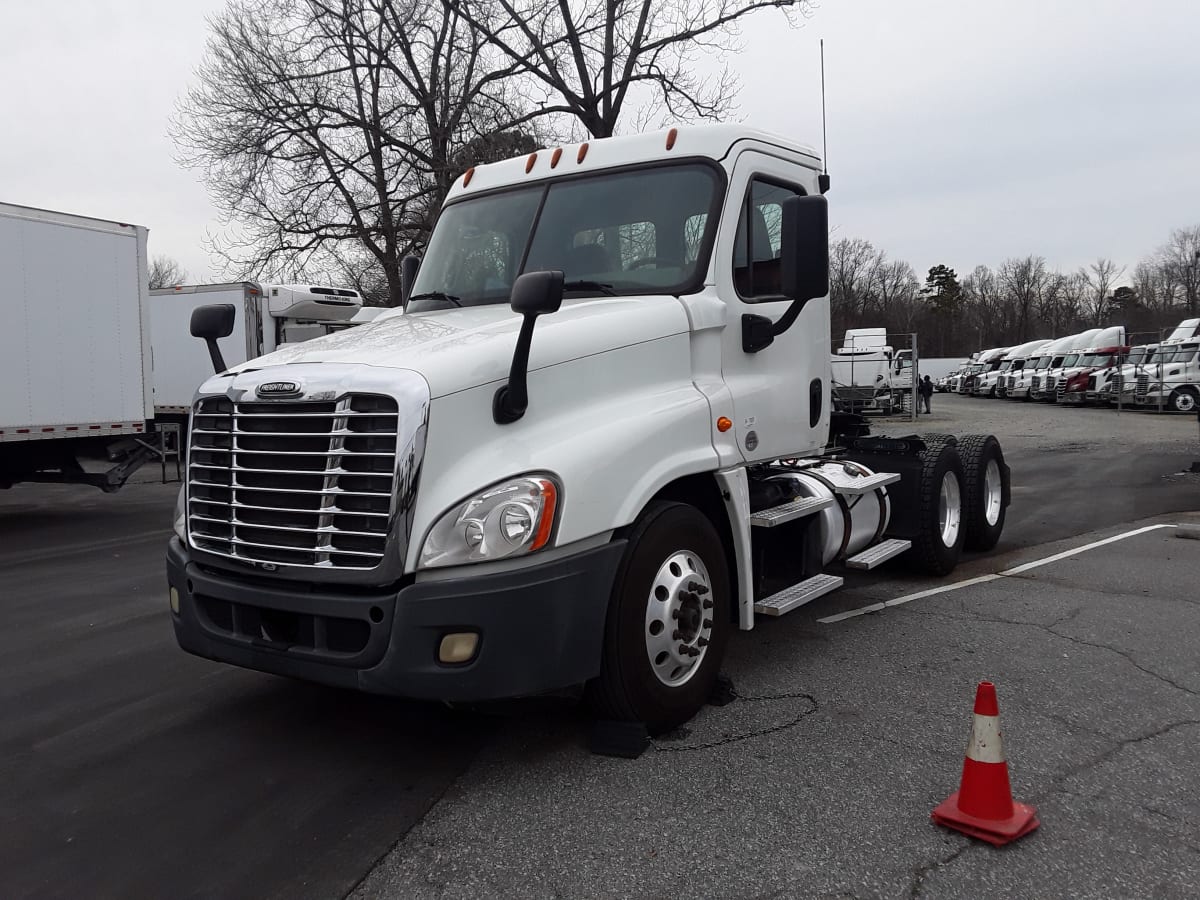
[830,225,1200,357]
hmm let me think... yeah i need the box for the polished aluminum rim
[939,470,962,547]
[983,458,1003,527]
[644,550,713,687]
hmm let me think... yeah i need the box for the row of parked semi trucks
[935,319,1200,414]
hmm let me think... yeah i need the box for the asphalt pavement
[0,482,489,900]
[2,393,1198,898]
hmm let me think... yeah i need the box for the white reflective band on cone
[966,714,1006,764]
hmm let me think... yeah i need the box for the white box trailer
[0,202,156,490]
[150,282,365,422]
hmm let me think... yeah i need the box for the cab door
[715,150,829,462]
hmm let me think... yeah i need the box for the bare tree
[1037,271,1085,337]
[174,0,533,305]
[149,255,188,289]
[451,0,811,138]
[1154,225,1200,314]
[1080,257,1125,325]
[996,256,1049,343]
[961,264,1002,349]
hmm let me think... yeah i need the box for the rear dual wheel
[910,436,966,575]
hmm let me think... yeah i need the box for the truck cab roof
[445,125,823,201]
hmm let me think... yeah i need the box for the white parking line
[818,523,1179,625]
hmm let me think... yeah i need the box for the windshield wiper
[562,280,617,296]
[408,291,462,308]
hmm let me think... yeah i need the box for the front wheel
[588,502,731,734]
[1169,388,1198,413]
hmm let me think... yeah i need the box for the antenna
[818,39,831,194]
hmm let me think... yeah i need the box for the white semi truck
[1135,319,1200,412]
[0,202,158,490]
[991,339,1052,399]
[167,126,1012,732]
[1030,329,1102,401]
[150,282,365,426]
[829,328,914,414]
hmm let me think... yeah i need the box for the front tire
[1169,388,1198,413]
[588,502,731,734]
[909,437,966,575]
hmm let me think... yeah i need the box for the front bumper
[167,536,625,701]
[1059,391,1088,405]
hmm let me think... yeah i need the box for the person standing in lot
[919,374,934,414]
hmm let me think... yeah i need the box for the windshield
[1127,348,1147,365]
[1159,346,1198,364]
[998,359,1013,371]
[1062,354,1080,367]
[408,162,723,311]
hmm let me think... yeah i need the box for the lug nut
[689,582,710,595]
[697,637,709,647]
[702,599,713,609]
[702,619,712,629]
[671,609,680,619]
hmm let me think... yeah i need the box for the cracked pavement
[356,515,1200,899]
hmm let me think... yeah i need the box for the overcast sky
[2,0,1197,285]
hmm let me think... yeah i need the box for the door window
[733,178,802,300]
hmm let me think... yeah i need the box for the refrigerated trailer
[150,282,365,425]
[0,202,156,490]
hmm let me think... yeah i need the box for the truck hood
[227,296,691,398]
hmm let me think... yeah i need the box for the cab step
[831,472,901,495]
[844,538,912,570]
[754,574,844,617]
[749,496,833,528]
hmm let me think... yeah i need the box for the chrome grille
[1031,375,1041,392]
[1087,375,1098,391]
[1136,373,1150,395]
[187,394,398,569]
[1046,376,1057,393]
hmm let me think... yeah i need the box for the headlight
[173,485,187,542]
[419,476,559,569]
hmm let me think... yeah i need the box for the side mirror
[493,270,565,424]
[742,194,829,353]
[400,255,420,305]
[779,194,830,303]
[190,304,236,374]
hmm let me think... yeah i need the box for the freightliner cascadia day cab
[169,127,1012,732]
[992,339,1051,399]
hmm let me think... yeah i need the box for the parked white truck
[990,339,1052,399]
[167,126,1012,732]
[829,328,914,414]
[1,201,158,490]
[1055,327,1127,405]
[150,282,365,426]
[1135,320,1200,412]
[1029,329,1103,401]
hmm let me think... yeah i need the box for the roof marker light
[577,142,589,163]
[525,152,538,173]
[551,148,562,168]
[666,128,678,150]
[462,167,476,187]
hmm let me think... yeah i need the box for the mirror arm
[204,339,227,375]
[741,297,809,353]
[493,314,538,424]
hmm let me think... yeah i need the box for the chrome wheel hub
[983,458,1003,527]
[644,551,713,687]
[939,470,962,548]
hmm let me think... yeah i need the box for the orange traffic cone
[931,681,1039,846]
